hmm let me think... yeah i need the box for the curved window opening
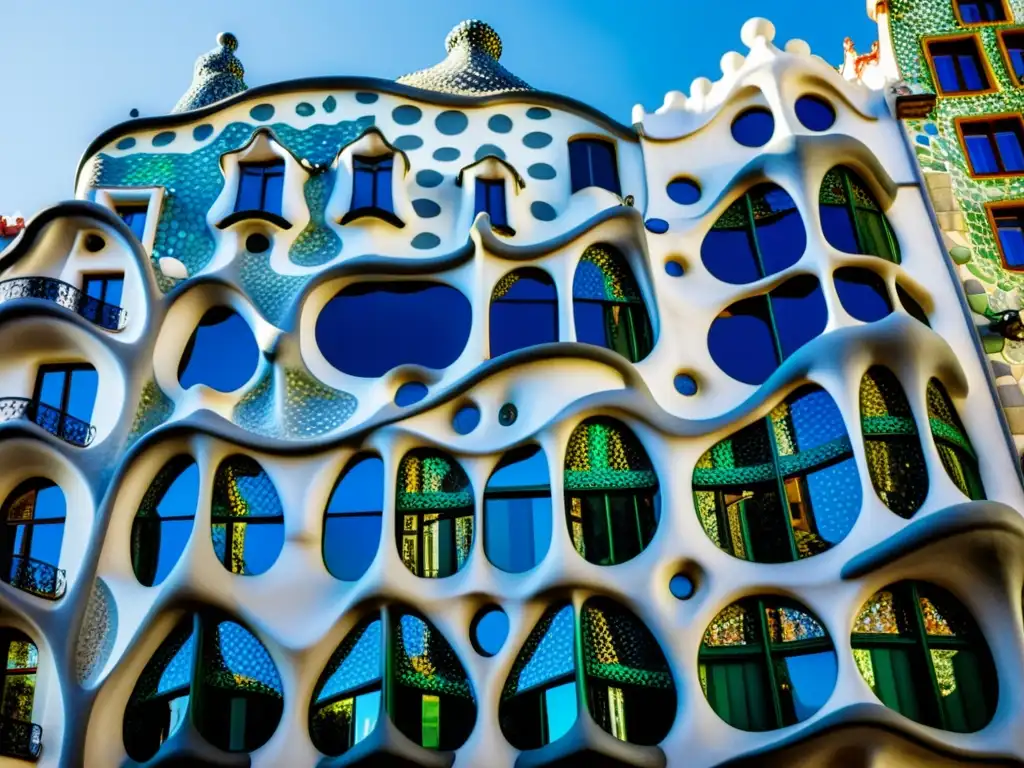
[852,581,996,732]
[568,138,620,195]
[317,282,472,378]
[178,307,259,393]
[472,607,509,657]
[500,599,674,749]
[819,167,901,263]
[896,284,931,327]
[860,367,928,518]
[32,363,98,447]
[132,457,199,587]
[795,95,836,132]
[700,597,837,731]
[236,160,284,217]
[323,455,384,581]
[572,245,653,363]
[693,385,860,563]
[211,456,284,576]
[563,418,659,566]
[708,276,828,385]
[835,267,893,322]
[124,613,284,761]
[484,446,552,573]
[396,450,474,578]
[731,107,775,147]
[489,269,558,358]
[1,480,66,599]
[926,380,985,500]
[701,184,805,284]
[343,155,401,227]
[0,630,40,760]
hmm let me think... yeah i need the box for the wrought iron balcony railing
[0,716,42,761]
[0,276,127,331]
[0,398,96,447]
[6,556,66,601]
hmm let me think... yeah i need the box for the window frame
[0,629,38,725]
[956,114,1024,177]
[923,34,999,96]
[488,268,559,358]
[567,137,622,196]
[234,159,286,216]
[953,0,1011,26]
[31,363,97,427]
[0,480,66,599]
[821,167,901,263]
[997,29,1024,86]
[342,154,403,228]
[474,178,514,236]
[322,455,385,582]
[985,201,1024,270]
[114,203,149,240]
[482,447,552,573]
[81,272,125,307]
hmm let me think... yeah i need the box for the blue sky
[0,0,876,216]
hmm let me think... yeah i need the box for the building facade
[0,15,1021,768]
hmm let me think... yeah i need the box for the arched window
[31,363,98,447]
[700,184,805,284]
[852,581,997,732]
[211,456,284,576]
[0,630,41,760]
[500,598,675,749]
[489,269,558,358]
[819,166,901,263]
[693,385,860,563]
[309,607,476,755]
[1,480,66,600]
[699,597,837,731]
[131,457,199,587]
[563,418,659,566]
[926,380,985,500]
[859,367,928,518]
[178,307,260,392]
[572,245,653,363]
[323,455,384,581]
[123,612,284,761]
[484,446,552,573]
[395,450,474,578]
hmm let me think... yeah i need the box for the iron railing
[0,716,42,761]
[0,276,127,331]
[0,398,96,447]
[6,556,66,601]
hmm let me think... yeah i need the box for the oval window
[795,95,836,131]
[731,107,775,147]
[178,307,259,392]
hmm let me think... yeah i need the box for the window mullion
[763,414,800,562]
[756,599,786,729]
[631,491,644,554]
[603,493,616,565]
[188,612,204,729]
[841,170,868,255]
[744,194,769,279]
[381,608,394,722]
[909,583,948,729]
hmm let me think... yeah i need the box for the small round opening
[674,373,699,396]
[471,605,509,657]
[453,403,481,435]
[667,177,702,206]
[246,233,271,254]
[645,218,669,234]
[669,573,696,600]
[84,234,106,253]
[498,403,518,426]
[395,381,428,407]
[665,259,685,277]
[731,107,775,148]
[795,95,837,132]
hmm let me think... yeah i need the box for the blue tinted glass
[756,188,805,275]
[820,204,860,253]
[490,271,558,357]
[674,374,698,396]
[572,301,607,348]
[453,404,481,434]
[488,448,548,490]
[104,278,124,308]
[37,370,66,410]
[473,607,509,656]
[958,53,984,91]
[152,519,193,585]
[263,171,284,216]
[545,683,577,742]
[157,463,199,518]
[28,522,62,564]
[375,166,394,213]
[328,457,384,514]
[316,283,472,377]
[708,296,778,385]
[118,207,147,238]
[731,108,775,147]
[960,1,981,21]
[352,167,375,209]
[669,574,695,599]
[667,178,701,205]
[794,96,836,132]
[834,267,893,322]
[324,516,381,580]
[933,55,960,91]
[179,309,260,392]
[770,276,828,360]
[966,134,999,174]
[806,459,861,544]
[235,522,282,575]
[784,651,837,721]
[84,279,105,300]
[1011,48,1024,78]
[997,217,1024,266]
[235,168,263,211]
[996,129,1024,172]
[395,381,428,406]
[67,368,99,423]
[486,448,551,572]
[569,140,620,194]
[701,227,761,283]
[33,484,66,520]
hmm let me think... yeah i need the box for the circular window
[669,573,695,600]
[674,373,698,396]
[667,177,702,205]
[795,95,837,132]
[731,107,775,148]
[246,233,271,253]
[453,403,481,434]
[471,605,509,657]
[665,259,685,277]
[395,381,428,406]
[700,596,837,731]
[85,234,106,253]
[498,402,518,426]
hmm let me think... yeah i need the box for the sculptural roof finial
[172,32,248,114]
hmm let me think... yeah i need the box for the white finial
[689,77,712,102]
[631,104,646,124]
[720,52,745,76]
[785,39,811,56]
[661,90,687,111]
[740,17,776,49]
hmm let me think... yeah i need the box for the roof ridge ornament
[172,32,248,114]
[397,20,534,96]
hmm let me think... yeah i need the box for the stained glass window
[395,450,474,578]
[700,184,805,284]
[484,446,552,573]
[489,269,558,358]
[1,479,66,600]
[211,455,284,576]
[323,455,384,581]
[699,597,837,731]
[852,581,997,732]
[859,367,929,518]
[693,385,860,563]
[500,599,675,750]
[572,244,654,363]
[0,630,38,726]
[819,166,901,263]
[131,457,198,587]
[926,380,985,500]
[563,418,659,566]
[178,307,260,393]
[124,612,284,760]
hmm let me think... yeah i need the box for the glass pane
[151,519,193,586]
[328,456,384,515]
[997,219,1024,267]
[995,129,1024,172]
[485,496,551,573]
[834,267,893,322]
[32,484,65,521]
[966,134,999,174]
[934,54,960,92]
[780,651,837,721]
[26,523,63,565]
[236,170,263,211]
[853,646,926,724]
[703,602,761,647]
[770,276,828,360]
[104,278,125,308]
[702,197,762,284]
[66,367,99,423]
[324,516,381,581]
[352,168,374,210]
[509,606,575,696]
[178,309,259,392]
[820,204,860,253]
[262,172,284,216]
[544,682,577,743]
[701,659,773,731]
[753,186,805,276]
[421,694,440,748]
[0,673,35,721]
[36,370,66,410]
[853,590,915,636]
[374,167,394,213]
[490,271,558,356]
[857,209,897,262]
[708,295,778,385]
[353,690,381,745]
[958,53,984,91]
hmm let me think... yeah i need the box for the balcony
[5,556,66,601]
[0,716,42,761]
[0,399,96,448]
[0,277,127,331]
